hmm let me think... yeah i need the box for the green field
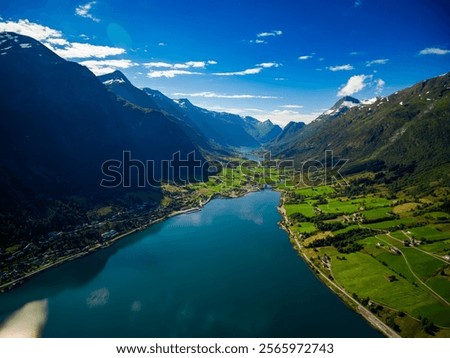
[427,276,450,302]
[318,198,360,214]
[425,211,450,220]
[283,180,450,336]
[363,207,393,221]
[294,185,335,197]
[420,240,450,255]
[409,225,450,242]
[330,251,450,326]
[292,222,317,234]
[285,203,316,217]
[402,248,447,280]
[365,218,416,230]
[361,197,391,209]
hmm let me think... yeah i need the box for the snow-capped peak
[361,97,378,105]
[321,96,360,117]
[102,78,125,85]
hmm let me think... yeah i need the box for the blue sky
[1,0,449,125]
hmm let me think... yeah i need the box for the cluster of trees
[307,228,376,253]
[385,315,401,332]
[285,192,306,204]
[290,212,339,224]
[440,200,450,214]
[339,179,377,197]
[316,221,345,231]
[420,317,440,336]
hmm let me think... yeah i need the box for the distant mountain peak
[98,70,130,86]
[331,96,360,110]
[174,98,194,108]
[337,95,360,104]
[318,96,360,120]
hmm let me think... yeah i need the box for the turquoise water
[0,190,380,337]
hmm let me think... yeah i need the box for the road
[375,235,449,306]
[293,238,401,338]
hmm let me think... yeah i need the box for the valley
[0,29,449,338]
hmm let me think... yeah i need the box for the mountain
[242,118,282,144]
[98,70,160,109]
[98,71,282,153]
[269,73,450,183]
[268,97,362,157]
[316,96,360,121]
[98,71,214,155]
[0,32,206,206]
[270,121,306,148]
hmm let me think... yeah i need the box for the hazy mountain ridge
[99,71,282,154]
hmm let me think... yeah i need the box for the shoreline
[3,186,400,337]
[0,188,257,293]
[275,191,400,338]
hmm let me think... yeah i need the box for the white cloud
[366,58,389,66]
[298,55,313,60]
[143,60,216,77]
[203,105,318,127]
[144,60,216,69]
[206,106,265,114]
[338,74,372,97]
[257,30,283,37]
[256,62,281,68]
[146,70,202,78]
[53,42,125,59]
[254,109,318,127]
[354,0,362,7]
[75,1,100,23]
[327,64,354,71]
[212,62,279,77]
[44,37,69,46]
[0,19,126,60]
[375,78,385,95]
[251,30,282,44]
[79,59,137,75]
[143,62,173,68]
[158,42,167,46]
[280,104,304,109]
[171,91,278,99]
[213,67,263,76]
[176,61,208,69]
[419,47,450,55]
[0,19,62,41]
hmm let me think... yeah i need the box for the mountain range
[98,70,282,154]
[269,74,450,184]
[0,30,449,249]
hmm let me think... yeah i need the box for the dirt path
[375,235,449,306]
[293,238,401,338]
[398,231,449,263]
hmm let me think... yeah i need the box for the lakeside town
[0,164,269,292]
